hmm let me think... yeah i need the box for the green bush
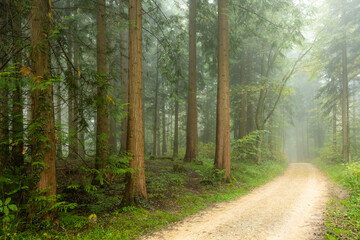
[319,146,343,163]
[345,162,360,194]
[232,130,265,162]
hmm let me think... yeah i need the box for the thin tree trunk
[122,0,148,206]
[162,101,167,155]
[184,0,198,162]
[108,11,117,154]
[255,54,266,163]
[56,83,63,159]
[173,68,179,158]
[0,87,9,168]
[239,56,246,139]
[120,1,128,152]
[95,0,109,171]
[30,0,56,219]
[246,50,254,134]
[67,0,77,161]
[153,42,159,156]
[0,5,9,168]
[11,11,24,167]
[341,38,350,162]
[215,0,231,182]
[73,9,83,160]
[332,104,337,150]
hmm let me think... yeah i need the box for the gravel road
[142,163,329,240]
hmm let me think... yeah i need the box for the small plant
[0,197,18,239]
[196,167,226,185]
[232,130,268,162]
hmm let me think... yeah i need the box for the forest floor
[142,163,330,240]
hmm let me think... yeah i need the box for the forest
[0,0,360,239]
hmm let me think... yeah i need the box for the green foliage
[196,167,226,185]
[315,159,360,239]
[232,130,267,162]
[59,212,88,230]
[319,146,343,164]
[0,197,18,239]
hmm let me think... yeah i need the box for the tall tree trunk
[73,9,84,160]
[95,0,109,171]
[122,0,148,206]
[255,54,266,163]
[120,1,128,152]
[238,56,246,139]
[55,83,63,159]
[184,0,198,162]
[0,5,9,169]
[162,101,167,155]
[108,69,117,154]
[11,11,24,167]
[67,0,77,161]
[153,43,159,156]
[246,51,254,134]
[173,68,179,158]
[0,88,9,168]
[341,38,350,162]
[30,0,56,219]
[108,13,117,154]
[215,0,231,182]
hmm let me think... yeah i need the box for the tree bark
[184,0,198,162]
[67,0,78,161]
[122,0,148,206]
[173,65,179,158]
[55,83,63,159]
[246,51,254,134]
[73,8,83,160]
[120,1,128,152]
[153,42,159,156]
[162,101,167,155]
[255,54,266,163]
[30,0,56,219]
[95,0,109,171]
[215,0,231,182]
[332,104,337,150]
[108,8,117,154]
[341,38,350,162]
[239,56,246,139]
[0,4,9,169]
[11,10,24,167]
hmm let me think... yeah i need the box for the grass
[13,158,287,240]
[314,159,360,240]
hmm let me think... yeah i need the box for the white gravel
[142,163,329,240]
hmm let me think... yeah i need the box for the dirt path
[142,163,329,240]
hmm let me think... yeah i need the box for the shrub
[232,130,264,162]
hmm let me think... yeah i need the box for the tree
[67,0,78,161]
[184,0,198,162]
[0,2,9,169]
[95,0,109,172]
[215,0,231,182]
[153,42,160,156]
[120,0,128,152]
[122,0,148,205]
[341,38,350,162]
[30,0,57,218]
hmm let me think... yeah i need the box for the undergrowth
[314,157,360,240]
[10,157,286,240]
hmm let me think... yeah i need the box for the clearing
[142,163,329,240]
